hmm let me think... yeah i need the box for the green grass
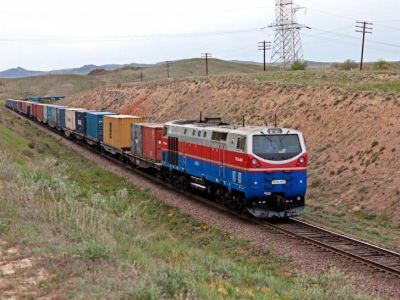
[0,104,375,299]
[253,69,400,93]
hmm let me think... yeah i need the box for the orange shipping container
[103,115,144,150]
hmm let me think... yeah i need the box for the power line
[201,53,212,76]
[258,41,271,71]
[0,27,268,44]
[356,21,373,70]
[165,61,170,78]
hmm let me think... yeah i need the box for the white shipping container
[65,108,86,131]
[43,105,48,123]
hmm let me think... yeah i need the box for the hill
[0,59,264,99]
[0,67,45,78]
[0,63,153,78]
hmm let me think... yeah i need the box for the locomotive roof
[166,120,301,135]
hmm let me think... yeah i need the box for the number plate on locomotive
[272,180,286,185]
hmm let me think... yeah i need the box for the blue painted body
[162,152,307,202]
[86,112,116,141]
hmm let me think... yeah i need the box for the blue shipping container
[86,111,116,141]
[57,107,66,128]
[47,105,67,124]
[75,111,87,135]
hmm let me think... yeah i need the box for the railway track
[262,219,400,278]
[7,107,400,280]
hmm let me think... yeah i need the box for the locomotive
[5,99,307,219]
[161,118,307,218]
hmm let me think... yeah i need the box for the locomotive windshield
[252,134,302,161]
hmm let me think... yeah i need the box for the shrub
[332,59,358,71]
[291,61,307,71]
[375,59,390,70]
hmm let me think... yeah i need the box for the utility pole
[258,41,272,71]
[356,21,373,71]
[140,72,143,82]
[166,61,170,78]
[201,53,212,76]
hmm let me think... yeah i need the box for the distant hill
[0,59,336,79]
[0,67,45,78]
[0,63,154,78]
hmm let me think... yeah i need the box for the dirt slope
[62,76,400,223]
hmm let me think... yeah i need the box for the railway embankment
[62,75,400,250]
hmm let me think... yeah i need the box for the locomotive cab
[246,128,307,218]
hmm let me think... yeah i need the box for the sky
[0,0,399,70]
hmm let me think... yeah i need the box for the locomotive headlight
[299,157,305,164]
[251,158,258,166]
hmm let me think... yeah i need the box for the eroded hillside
[62,76,400,223]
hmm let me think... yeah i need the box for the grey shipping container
[131,123,142,157]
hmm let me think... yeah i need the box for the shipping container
[75,111,88,135]
[103,115,144,150]
[56,107,66,128]
[21,101,27,114]
[31,103,37,118]
[140,124,163,162]
[37,104,44,121]
[131,124,142,157]
[65,108,85,131]
[26,102,32,117]
[42,105,48,122]
[47,105,66,125]
[17,101,22,112]
[5,99,13,108]
[47,105,56,125]
[86,111,116,142]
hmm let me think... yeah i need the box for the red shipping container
[27,102,32,117]
[17,101,22,112]
[37,104,44,121]
[32,103,38,118]
[142,124,163,162]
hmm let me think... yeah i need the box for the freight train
[5,99,308,219]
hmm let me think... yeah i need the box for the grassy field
[2,59,400,102]
[253,69,400,93]
[0,103,374,299]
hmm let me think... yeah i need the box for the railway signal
[201,53,212,76]
[356,21,373,71]
[258,41,272,71]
